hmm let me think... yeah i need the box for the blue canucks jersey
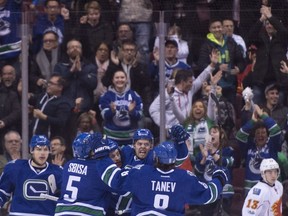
[55,157,116,216]
[0,159,62,216]
[121,143,188,168]
[102,164,223,216]
[108,143,188,215]
[108,191,132,216]
[194,147,235,198]
[121,145,154,168]
[236,115,281,191]
[99,87,143,145]
[0,0,22,60]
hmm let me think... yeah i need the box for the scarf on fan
[36,48,59,79]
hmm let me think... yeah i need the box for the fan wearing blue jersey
[121,125,189,168]
[102,141,228,215]
[0,135,62,216]
[55,132,118,216]
[194,125,234,215]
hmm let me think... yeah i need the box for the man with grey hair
[0,130,22,174]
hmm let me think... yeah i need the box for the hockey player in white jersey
[0,135,62,216]
[242,158,283,216]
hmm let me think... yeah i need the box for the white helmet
[260,158,280,180]
[260,158,279,172]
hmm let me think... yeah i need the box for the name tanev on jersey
[151,181,176,192]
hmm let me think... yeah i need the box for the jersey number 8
[154,194,169,209]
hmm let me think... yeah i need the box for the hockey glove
[212,167,228,187]
[168,124,190,145]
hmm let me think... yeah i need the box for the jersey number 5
[63,176,81,202]
[154,194,169,209]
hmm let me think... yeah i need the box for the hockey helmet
[260,158,280,180]
[153,141,177,165]
[29,135,50,150]
[133,129,154,145]
[108,139,119,152]
[73,132,102,159]
[94,137,113,159]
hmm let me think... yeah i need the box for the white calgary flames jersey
[242,180,283,216]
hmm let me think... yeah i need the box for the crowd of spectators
[1,0,288,215]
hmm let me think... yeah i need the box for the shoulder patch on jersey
[7,159,17,164]
[199,181,208,189]
[253,187,261,195]
[186,170,196,177]
[124,164,133,169]
[133,164,144,170]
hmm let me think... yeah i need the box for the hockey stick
[29,185,47,193]
[40,193,59,202]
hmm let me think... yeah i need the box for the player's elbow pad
[212,168,228,187]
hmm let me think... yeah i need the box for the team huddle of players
[0,125,283,216]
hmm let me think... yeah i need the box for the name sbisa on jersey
[151,181,176,192]
[68,163,88,175]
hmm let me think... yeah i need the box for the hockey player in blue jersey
[120,128,154,168]
[0,135,62,216]
[107,139,132,216]
[121,125,189,168]
[106,125,189,215]
[55,132,118,216]
[109,138,122,168]
[101,141,229,215]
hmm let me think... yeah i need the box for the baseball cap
[165,39,178,48]
[265,83,280,95]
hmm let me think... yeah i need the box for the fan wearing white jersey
[242,158,283,216]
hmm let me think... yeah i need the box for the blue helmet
[29,135,50,150]
[153,141,177,164]
[107,139,119,152]
[73,132,102,159]
[133,129,154,144]
[95,137,113,159]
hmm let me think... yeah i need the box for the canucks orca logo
[0,19,10,36]
[113,106,131,127]
[118,106,129,120]
[249,153,263,174]
[23,179,49,200]
[204,160,216,181]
